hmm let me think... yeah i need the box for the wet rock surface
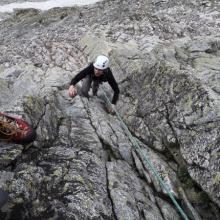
[0,0,220,219]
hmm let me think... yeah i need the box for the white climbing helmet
[93,55,109,70]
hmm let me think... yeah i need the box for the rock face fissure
[105,164,118,220]
[1,0,220,219]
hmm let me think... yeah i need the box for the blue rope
[103,92,189,220]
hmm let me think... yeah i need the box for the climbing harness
[103,92,189,220]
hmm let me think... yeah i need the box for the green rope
[103,92,189,220]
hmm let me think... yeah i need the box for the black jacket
[70,63,120,104]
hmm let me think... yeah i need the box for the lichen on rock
[0,0,220,219]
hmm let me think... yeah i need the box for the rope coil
[0,114,25,141]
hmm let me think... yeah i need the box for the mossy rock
[186,189,210,204]
[213,172,220,184]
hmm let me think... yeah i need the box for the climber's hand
[68,85,77,98]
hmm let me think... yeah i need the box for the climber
[68,55,120,112]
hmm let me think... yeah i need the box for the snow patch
[0,0,102,13]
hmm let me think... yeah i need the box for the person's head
[93,55,109,77]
